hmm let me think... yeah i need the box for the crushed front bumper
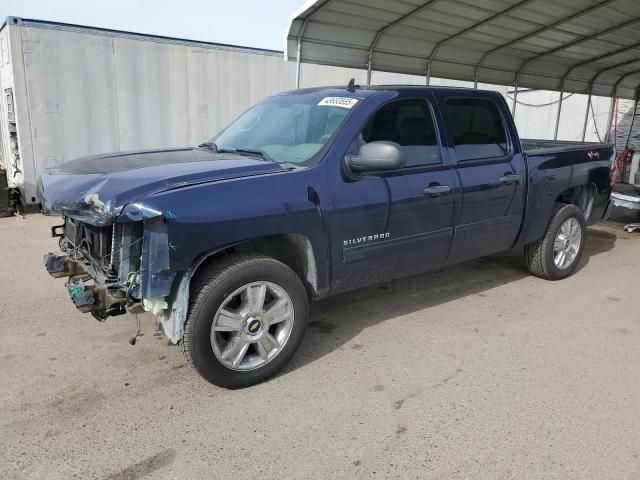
[43,251,132,320]
[43,214,183,337]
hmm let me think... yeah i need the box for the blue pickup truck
[39,85,614,388]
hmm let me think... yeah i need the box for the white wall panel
[112,38,189,150]
[23,28,119,166]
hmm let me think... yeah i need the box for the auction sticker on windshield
[317,97,359,108]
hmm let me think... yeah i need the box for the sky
[0,0,307,51]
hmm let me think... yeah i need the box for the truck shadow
[285,228,617,375]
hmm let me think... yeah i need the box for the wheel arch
[555,183,597,222]
[517,181,599,248]
[192,234,321,297]
[156,233,323,345]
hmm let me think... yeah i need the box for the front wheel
[183,254,309,388]
[524,204,586,280]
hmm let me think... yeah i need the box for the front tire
[183,254,309,388]
[524,204,586,280]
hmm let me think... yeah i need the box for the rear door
[329,96,456,293]
[437,94,526,264]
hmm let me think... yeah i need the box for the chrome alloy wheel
[553,217,582,270]
[210,281,295,371]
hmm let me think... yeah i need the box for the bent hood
[37,147,289,225]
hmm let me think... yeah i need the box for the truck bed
[521,139,610,155]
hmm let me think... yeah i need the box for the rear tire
[524,204,586,280]
[183,254,309,388]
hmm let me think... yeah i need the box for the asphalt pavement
[1,212,639,479]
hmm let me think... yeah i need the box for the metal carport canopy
[285,0,640,100]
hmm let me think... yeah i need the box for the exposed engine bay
[44,217,144,321]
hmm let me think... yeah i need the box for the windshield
[209,93,360,165]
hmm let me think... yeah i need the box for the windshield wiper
[198,141,219,152]
[217,147,275,163]
[198,143,274,162]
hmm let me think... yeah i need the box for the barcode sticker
[318,97,359,109]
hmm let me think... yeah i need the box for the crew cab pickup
[38,85,614,388]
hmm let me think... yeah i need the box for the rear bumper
[603,200,615,221]
[609,192,640,211]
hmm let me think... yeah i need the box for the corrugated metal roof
[285,0,640,99]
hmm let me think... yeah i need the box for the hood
[37,147,289,225]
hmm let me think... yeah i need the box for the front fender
[123,168,329,342]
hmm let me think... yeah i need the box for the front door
[329,97,456,294]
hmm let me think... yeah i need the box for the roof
[2,17,282,57]
[285,0,640,99]
[279,83,494,95]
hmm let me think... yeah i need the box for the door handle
[499,173,520,184]
[423,184,451,197]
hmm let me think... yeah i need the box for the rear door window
[445,98,508,161]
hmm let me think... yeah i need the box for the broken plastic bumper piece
[43,252,88,278]
[43,252,66,275]
[65,278,95,312]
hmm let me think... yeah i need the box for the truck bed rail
[521,138,610,155]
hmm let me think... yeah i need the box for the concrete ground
[1,211,639,480]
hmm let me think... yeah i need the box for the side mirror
[346,141,406,172]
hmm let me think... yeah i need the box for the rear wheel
[183,254,308,388]
[524,204,586,280]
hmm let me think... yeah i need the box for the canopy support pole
[554,88,564,140]
[426,59,432,85]
[295,19,310,89]
[512,76,518,117]
[581,89,592,142]
[605,97,616,143]
[295,48,302,88]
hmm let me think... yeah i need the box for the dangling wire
[590,100,603,143]
[129,314,142,346]
[506,92,576,108]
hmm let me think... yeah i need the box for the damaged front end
[45,216,145,320]
[37,146,285,343]
[43,206,185,342]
